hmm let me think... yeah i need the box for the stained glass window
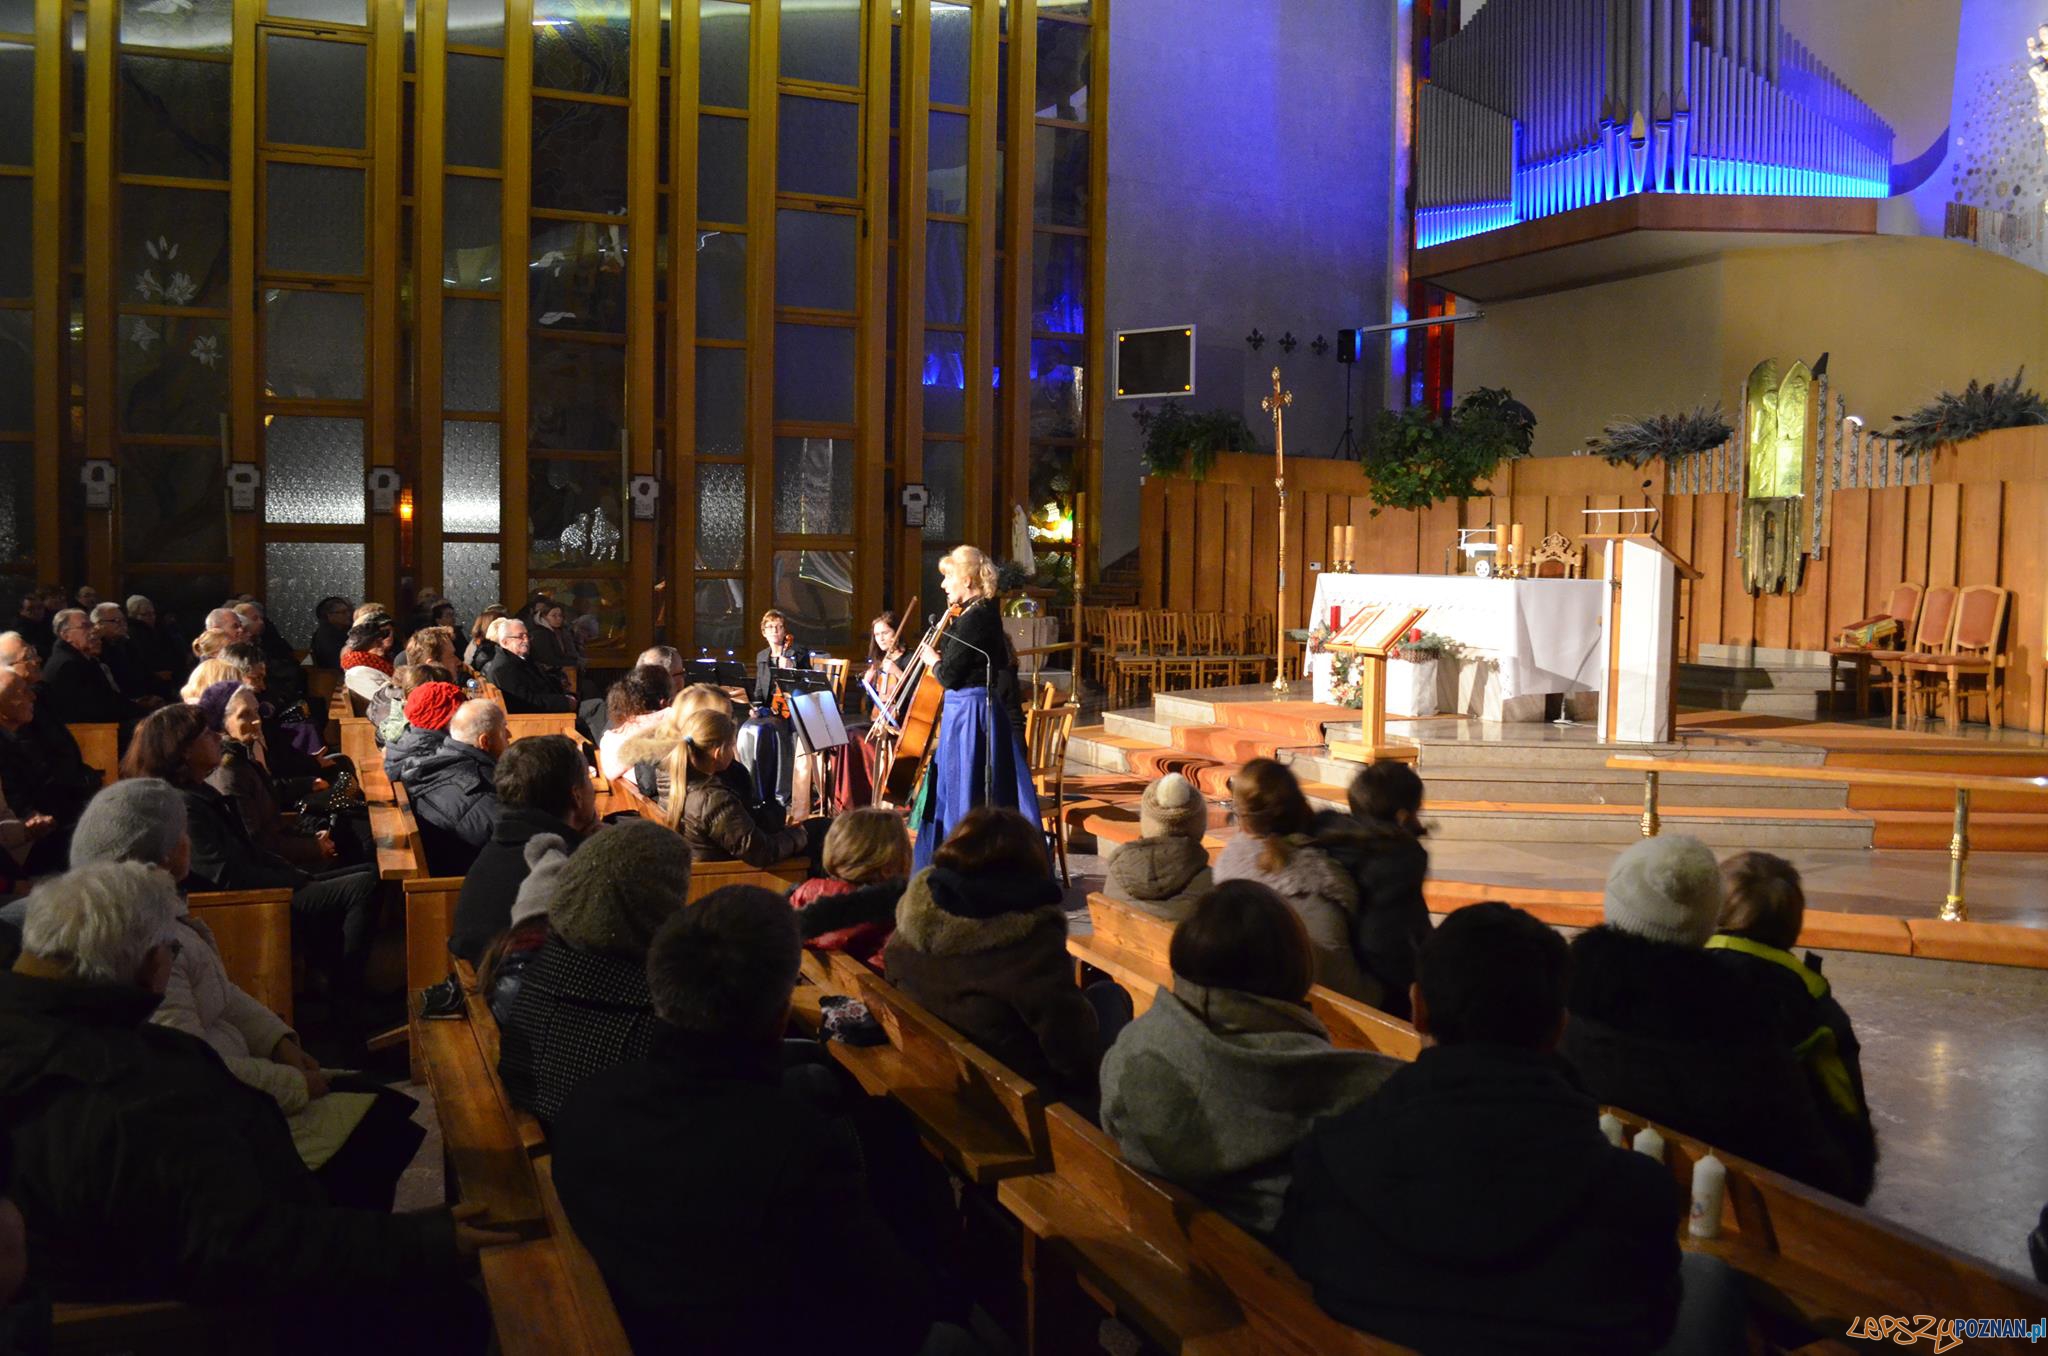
[1031,233,1085,331]
[775,210,856,313]
[265,415,367,525]
[695,231,745,339]
[533,0,631,97]
[699,0,749,108]
[778,0,859,87]
[121,185,231,308]
[927,112,967,213]
[441,541,501,626]
[265,164,365,275]
[531,98,628,214]
[696,346,745,457]
[921,440,961,542]
[530,218,628,332]
[264,289,366,400]
[926,221,966,325]
[773,323,854,426]
[530,460,624,567]
[929,2,971,106]
[1035,18,1089,122]
[777,96,858,199]
[120,55,231,180]
[445,54,503,168]
[119,0,230,54]
[698,113,747,223]
[443,175,501,287]
[118,316,229,435]
[922,330,965,434]
[443,299,501,411]
[529,339,624,451]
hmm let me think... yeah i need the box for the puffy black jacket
[405,740,500,876]
[1282,1043,1681,1355]
[382,723,447,788]
[448,805,584,964]
[0,969,459,1304]
[1310,809,1432,1020]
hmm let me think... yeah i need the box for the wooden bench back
[479,1154,632,1356]
[685,856,808,901]
[187,888,294,1025]
[67,722,121,785]
[402,875,465,996]
[1305,986,1424,1061]
[368,800,427,880]
[337,716,393,802]
[411,996,544,1229]
[505,711,581,744]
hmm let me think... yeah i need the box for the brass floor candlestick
[1263,366,1294,695]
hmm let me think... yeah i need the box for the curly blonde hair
[939,545,998,602]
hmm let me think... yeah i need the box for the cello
[878,602,962,803]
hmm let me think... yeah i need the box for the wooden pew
[338,715,393,802]
[411,987,544,1230]
[997,1104,1410,1356]
[458,961,548,1160]
[479,1156,632,1356]
[51,1299,274,1354]
[188,888,295,1025]
[66,722,120,786]
[401,875,464,1080]
[368,797,427,881]
[685,855,809,901]
[504,711,582,744]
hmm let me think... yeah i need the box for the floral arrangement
[1328,651,1365,710]
[1392,628,1462,662]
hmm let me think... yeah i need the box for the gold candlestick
[1263,366,1294,693]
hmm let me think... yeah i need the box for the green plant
[1392,629,1462,662]
[995,559,1034,593]
[1363,387,1535,512]
[1889,370,2048,456]
[1133,401,1260,480]
[1588,405,1733,467]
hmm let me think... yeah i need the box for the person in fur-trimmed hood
[883,807,1100,1098]
[1104,773,1214,922]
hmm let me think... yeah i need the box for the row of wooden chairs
[1091,609,1279,708]
[1829,581,2011,729]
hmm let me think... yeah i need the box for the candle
[1632,1126,1665,1162]
[1331,526,1344,566]
[1688,1154,1727,1239]
[1493,523,1509,559]
[1346,525,1358,561]
[1510,522,1524,557]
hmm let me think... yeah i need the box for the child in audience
[1213,759,1374,1003]
[498,819,693,1123]
[1100,880,1398,1238]
[1103,772,1213,922]
[1708,851,1877,1201]
[1282,901,1709,1355]
[1311,759,1434,1019]
[788,807,912,969]
[884,807,1105,1102]
[625,707,812,867]
[551,886,960,1356]
[1559,835,1864,1202]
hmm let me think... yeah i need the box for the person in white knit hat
[1558,834,1866,1203]
[1103,772,1214,921]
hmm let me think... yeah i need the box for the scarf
[339,649,393,676]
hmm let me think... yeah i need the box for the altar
[1308,573,1607,721]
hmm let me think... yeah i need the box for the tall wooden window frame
[0,4,62,596]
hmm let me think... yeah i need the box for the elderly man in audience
[0,634,103,805]
[485,618,577,716]
[0,671,98,874]
[42,609,143,729]
[90,602,166,708]
[448,734,595,964]
[407,699,507,876]
[123,595,183,689]
[0,861,504,1348]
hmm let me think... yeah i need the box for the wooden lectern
[1584,534,1700,743]
[1326,604,1427,760]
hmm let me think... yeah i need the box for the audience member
[122,704,381,1009]
[596,664,675,796]
[475,831,568,1024]
[553,885,955,1356]
[1707,851,1877,1201]
[234,600,304,705]
[753,608,810,706]
[123,595,184,692]
[204,682,333,870]
[42,608,140,727]
[0,1121,47,1353]
[1102,773,1213,921]
[372,662,438,741]
[0,671,96,870]
[1100,880,1399,1239]
[90,602,160,706]
[1281,901,1706,1355]
[498,820,691,1122]
[524,597,570,673]
[637,644,687,689]
[1310,759,1434,1020]
[788,807,912,969]
[408,699,507,876]
[464,605,508,672]
[339,616,397,705]
[0,862,499,1348]
[178,656,237,704]
[485,618,576,714]
[308,596,353,670]
[1213,759,1373,1003]
[404,625,461,678]
[636,707,810,865]
[448,734,596,964]
[884,807,1103,1101]
[202,606,249,645]
[10,590,51,658]
[0,778,57,898]
[1559,835,1863,1201]
[385,679,462,788]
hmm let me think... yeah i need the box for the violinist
[864,611,909,714]
[752,608,810,707]
[907,545,1041,872]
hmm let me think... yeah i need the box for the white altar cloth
[1308,573,1606,709]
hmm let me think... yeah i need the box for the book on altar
[1329,604,1426,655]
[788,689,850,750]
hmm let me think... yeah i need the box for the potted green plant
[1133,401,1261,481]
[1889,370,2048,455]
[1363,387,1536,511]
[1587,406,1733,467]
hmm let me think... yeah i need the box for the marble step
[1411,734,1829,772]
[1401,765,1845,810]
[1419,802,1873,851]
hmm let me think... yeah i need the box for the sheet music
[788,690,850,750]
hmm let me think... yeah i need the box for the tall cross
[1263,366,1294,693]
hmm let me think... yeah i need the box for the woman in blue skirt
[910,545,1042,871]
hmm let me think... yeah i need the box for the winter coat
[342,663,389,706]
[1100,981,1398,1238]
[1560,925,1864,1202]
[179,781,308,895]
[789,876,904,969]
[207,740,327,870]
[309,620,349,671]
[1706,933,1877,1202]
[483,917,550,1026]
[382,722,447,788]
[486,649,575,714]
[449,804,585,964]
[405,740,501,876]
[151,903,305,1113]
[0,720,99,824]
[41,640,137,726]
[677,772,807,867]
[1103,836,1214,922]
[552,1025,938,1356]
[1213,833,1375,1004]
[1310,809,1433,1020]
[0,968,460,1304]
[498,933,663,1124]
[1281,1043,1682,1355]
[882,867,1100,1098]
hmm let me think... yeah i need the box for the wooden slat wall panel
[1140,480,1164,608]
[1867,488,1908,616]
[1693,495,1727,648]
[1281,489,1307,629]
[1903,485,1932,588]
[1723,498,1754,647]
[1194,490,1224,612]
[1379,506,1419,576]
[1168,485,1197,611]
[1959,482,2005,587]
[1999,483,2048,731]
[1928,482,1961,588]
[1790,544,1828,651]
[1826,490,1871,637]
[1222,483,1251,617]
[1250,483,1277,625]
[1303,493,1330,583]
[1665,495,1697,655]
[1417,498,1458,575]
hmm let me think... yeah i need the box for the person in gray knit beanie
[69,778,189,871]
[546,820,693,958]
[1600,834,1721,948]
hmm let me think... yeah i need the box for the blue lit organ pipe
[1415,0,1892,247]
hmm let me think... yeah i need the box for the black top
[308,620,350,671]
[753,642,811,705]
[449,804,584,963]
[41,641,139,727]
[932,599,1009,690]
[486,649,576,714]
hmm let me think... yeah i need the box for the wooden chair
[1184,611,1232,688]
[1080,606,1113,687]
[66,722,121,786]
[809,654,851,702]
[188,888,294,1025]
[1152,612,1199,691]
[1829,580,1923,717]
[1024,701,1079,886]
[1905,584,2010,729]
[1105,609,1156,710]
[1240,613,1277,685]
[1528,532,1582,578]
[1870,584,1957,729]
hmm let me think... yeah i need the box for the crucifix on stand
[1263,366,1294,694]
